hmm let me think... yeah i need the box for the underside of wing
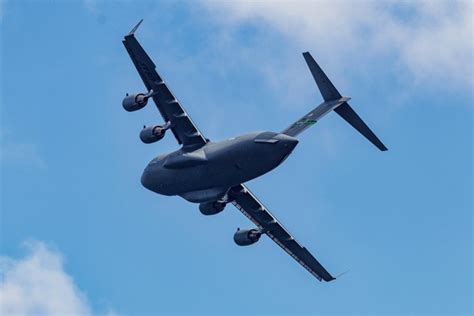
[230,184,335,282]
[122,21,208,148]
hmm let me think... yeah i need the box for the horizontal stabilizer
[303,52,341,102]
[334,103,387,151]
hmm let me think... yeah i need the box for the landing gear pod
[199,201,226,216]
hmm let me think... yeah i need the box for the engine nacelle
[233,228,261,246]
[140,125,166,144]
[122,93,148,112]
[199,201,226,216]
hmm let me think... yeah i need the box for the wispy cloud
[82,0,107,25]
[0,142,46,169]
[0,241,115,316]
[83,0,98,15]
[203,0,473,90]
[0,129,46,169]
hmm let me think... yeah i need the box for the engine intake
[140,125,166,144]
[199,201,226,216]
[122,93,148,112]
[233,228,261,246]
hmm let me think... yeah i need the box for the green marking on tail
[295,119,317,127]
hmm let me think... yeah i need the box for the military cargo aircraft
[122,20,387,282]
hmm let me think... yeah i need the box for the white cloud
[203,0,473,89]
[0,129,46,169]
[0,241,108,316]
[0,142,46,169]
[83,0,98,15]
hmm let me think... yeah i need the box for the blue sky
[1,1,472,315]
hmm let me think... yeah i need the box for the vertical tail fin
[302,52,388,151]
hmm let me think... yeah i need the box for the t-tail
[282,52,387,151]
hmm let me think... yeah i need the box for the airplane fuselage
[140,131,298,203]
[122,20,388,281]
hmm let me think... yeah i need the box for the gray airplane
[122,20,387,282]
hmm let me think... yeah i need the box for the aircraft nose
[141,167,153,190]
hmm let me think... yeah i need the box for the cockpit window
[149,159,159,165]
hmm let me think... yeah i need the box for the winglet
[127,19,143,37]
[335,269,350,279]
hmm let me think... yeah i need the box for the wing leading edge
[230,184,335,282]
[122,21,207,148]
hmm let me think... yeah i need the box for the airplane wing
[122,20,208,148]
[230,183,335,282]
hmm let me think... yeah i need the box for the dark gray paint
[122,20,387,282]
[141,131,298,202]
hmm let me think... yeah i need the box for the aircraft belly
[143,161,237,196]
[141,133,296,199]
[179,160,275,193]
[179,187,229,203]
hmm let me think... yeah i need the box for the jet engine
[122,93,148,112]
[140,125,166,144]
[199,201,226,216]
[233,228,261,246]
